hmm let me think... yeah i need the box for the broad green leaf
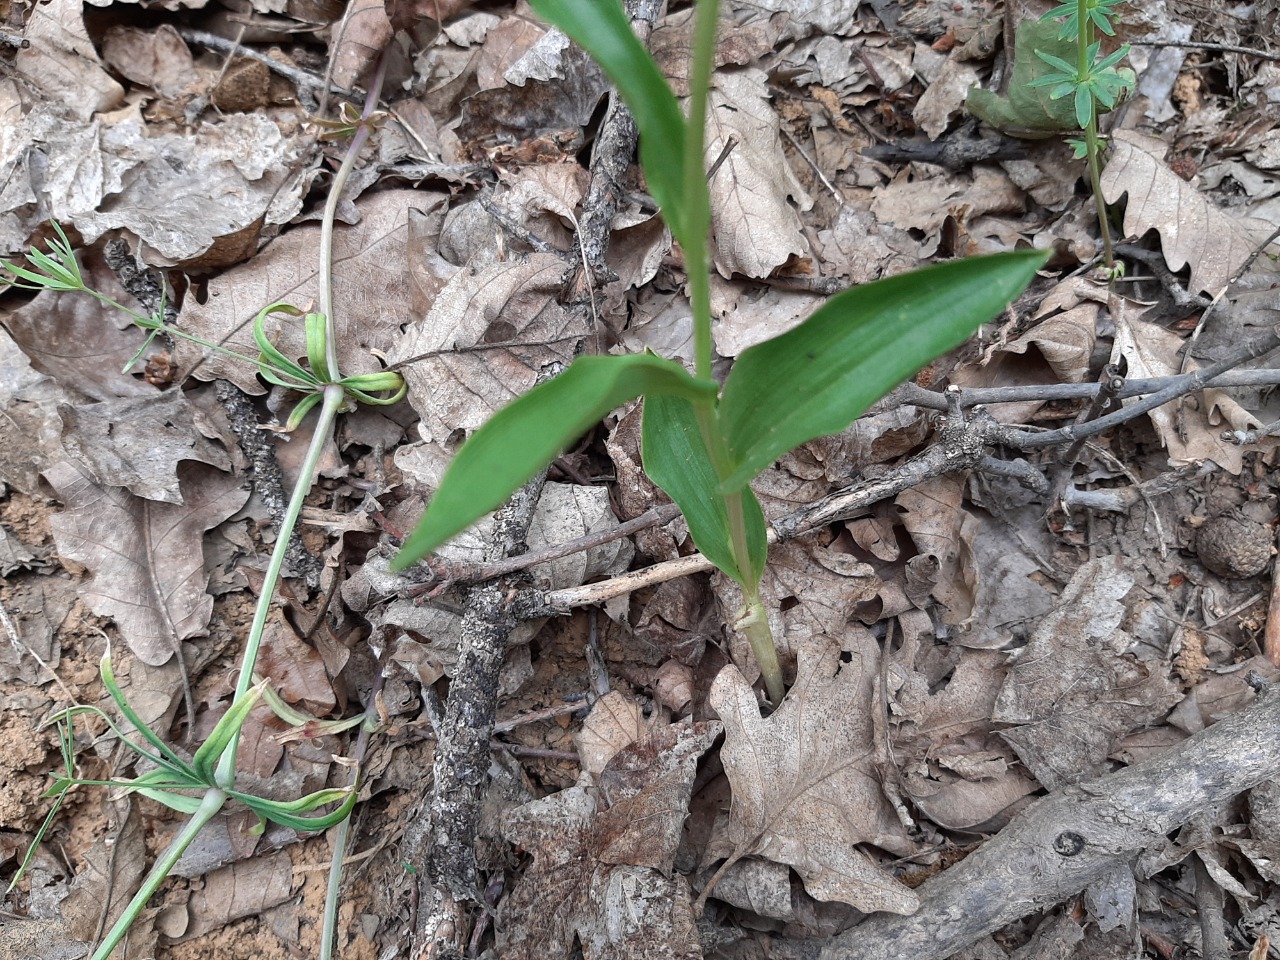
[966,19,1084,135]
[529,0,689,242]
[717,250,1047,490]
[642,394,767,586]
[393,353,716,569]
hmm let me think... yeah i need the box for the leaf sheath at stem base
[734,596,784,705]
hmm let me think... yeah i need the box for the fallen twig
[808,673,1280,960]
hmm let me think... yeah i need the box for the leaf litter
[1,0,1280,957]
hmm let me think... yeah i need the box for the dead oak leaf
[1101,129,1278,296]
[707,68,811,279]
[501,721,718,960]
[710,633,919,914]
[46,459,248,666]
[58,390,232,504]
[993,556,1182,790]
[175,189,431,394]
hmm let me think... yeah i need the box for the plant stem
[1076,0,1115,272]
[217,384,347,786]
[685,0,718,382]
[735,586,784,705]
[681,0,784,703]
[319,673,382,960]
[319,52,390,379]
[91,789,228,960]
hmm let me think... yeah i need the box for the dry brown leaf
[707,68,811,279]
[895,478,1055,645]
[871,165,1023,253]
[175,189,430,393]
[171,851,297,941]
[3,275,157,402]
[595,721,723,871]
[500,721,718,960]
[1111,310,1252,472]
[330,0,393,90]
[0,576,77,686]
[913,55,981,140]
[993,557,1182,790]
[58,390,232,504]
[45,460,248,665]
[59,800,156,955]
[887,646,1038,830]
[15,0,123,124]
[1101,130,1278,295]
[29,104,304,265]
[256,615,337,715]
[100,25,201,100]
[1001,306,1097,384]
[391,251,585,442]
[711,632,919,914]
[710,274,823,357]
[575,690,645,781]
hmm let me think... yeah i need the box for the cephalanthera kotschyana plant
[391,0,1047,704]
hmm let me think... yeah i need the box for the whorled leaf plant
[0,61,400,960]
[391,0,1047,704]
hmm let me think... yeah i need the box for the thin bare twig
[1129,38,1280,62]
[175,27,362,101]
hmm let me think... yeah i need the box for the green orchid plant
[389,0,1046,704]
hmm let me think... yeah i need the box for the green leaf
[100,652,193,772]
[529,0,688,242]
[717,250,1048,490]
[393,353,716,569]
[191,682,265,784]
[237,787,357,831]
[966,19,1083,135]
[641,394,768,586]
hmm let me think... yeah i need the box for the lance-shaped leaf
[530,0,689,242]
[642,394,768,586]
[394,354,716,568]
[717,250,1046,490]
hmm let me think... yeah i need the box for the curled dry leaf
[707,68,811,279]
[710,631,919,914]
[46,459,249,665]
[1101,130,1278,296]
[1111,309,1254,473]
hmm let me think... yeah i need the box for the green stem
[685,0,719,383]
[91,789,228,960]
[1084,115,1114,271]
[319,674,382,960]
[216,384,347,787]
[1075,0,1115,273]
[735,586,784,705]
[319,54,390,380]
